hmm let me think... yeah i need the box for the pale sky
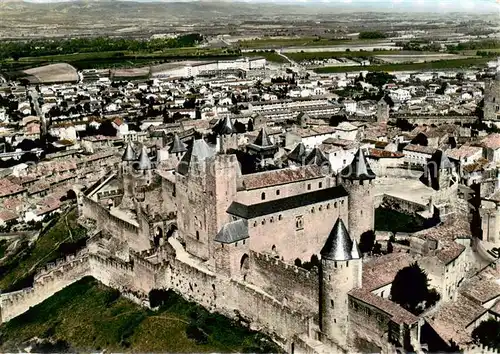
[19,0,500,12]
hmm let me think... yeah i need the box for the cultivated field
[313,57,491,73]
[22,63,79,84]
[238,37,352,49]
[374,53,473,64]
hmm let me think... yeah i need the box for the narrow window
[196,231,199,240]
[307,184,311,190]
[331,299,334,308]
[319,182,323,188]
[261,192,266,200]
[276,189,280,196]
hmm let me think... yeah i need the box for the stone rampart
[1,244,311,351]
[390,114,477,125]
[250,251,319,315]
[0,252,91,322]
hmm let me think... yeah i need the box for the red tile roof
[349,288,419,325]
[242,165,325,190]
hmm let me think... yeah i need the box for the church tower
[339,149,376,242]
[320,218,361,348]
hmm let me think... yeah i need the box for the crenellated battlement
[88,253,134,273]
[464,343,500,354]
[251,250,319,278]
[34,249,90,281]
[130,252,162,272]
[231,279,309,319]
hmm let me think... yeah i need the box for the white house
[112,118,129,137]
[389,89,411,102]
[343,99,357,114]
[403,144,436,166]
[335,122,359,141]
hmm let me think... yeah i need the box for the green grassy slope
[0,208,87,292]
[0,277,280,353]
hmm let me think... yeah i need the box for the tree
[359,31,388,39]
[436,82,447,95]
[329,114,347,127]
[390,262,435,315]
[359,230,376,254]
[97,120,117,136]
[472,319,500,350]
[364,72,396,88]
[372,242,382,255]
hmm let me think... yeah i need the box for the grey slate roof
[340,148,376,181]
[214,116,235,135]
[169,133,187,154]
[253,127,273,147]
[177,138,215,176]
[136,145,152,170]
[214,219,249,244]
[288,142,307,163]
[321,218,355,261]
[430,149,454,170]
[419,149,454,191]
[305,147,330,167]
[227,185,348,219]
[122,142,136,161]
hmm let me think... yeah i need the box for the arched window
[240,254,250,272]
[261,192,266,200]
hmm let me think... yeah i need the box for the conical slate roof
[351,238,361,259]
[177,138,215,175]
[122,142,136,161]
[305,147,330,167]
[288,143,307,163]
[340,149,376,181]
[419,149,454,191]
[429,150,454,170]
[253,127,273,147]
[321,218,354,261]
[169,134,187,154]
[136,145,152,170]
[214,116,235,135]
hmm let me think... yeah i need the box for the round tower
[484,70,500,122]
[320,218,362,348]
[119,141,137,210]
[339,149,376,243]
